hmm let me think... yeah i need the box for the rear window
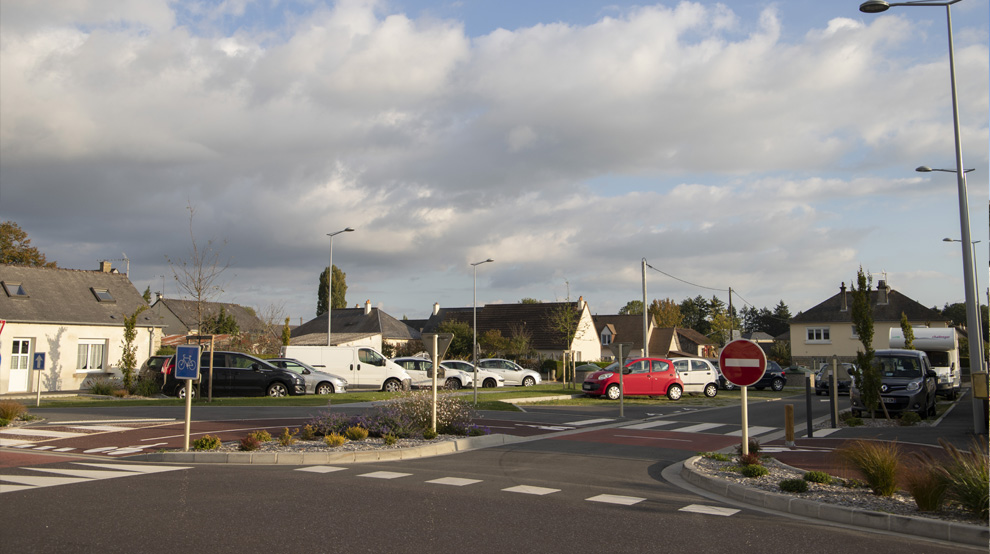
[875,355,923,379]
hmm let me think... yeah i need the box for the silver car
[477,358,541,386]
[442,360,505,388]
[266,358,348,394]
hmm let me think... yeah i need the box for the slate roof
[790,287,945,324]
[150,298,265,335]
[0,264,157,328]
[292,307,420,341]
[593,314,648,351]
[423,302,586,350]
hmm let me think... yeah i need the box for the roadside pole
[431,334,438,432]
[422,333,453,433]
[609,343,633,419]
[33,353,45,407]
[719,339,767,457]
[830,356,839,428]
[174,344,200,452]
[740,385,749,455]
[805,370,814,438]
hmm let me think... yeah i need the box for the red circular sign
[718,339,768,387]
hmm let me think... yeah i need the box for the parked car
[815,362,856,396]
[582,357,683,400]
[391,357,473,390]
[266,358,348,394]
[281,345,411,392]
[159,351,306,398]
[717,360,787,391]
[139,355,174,383]
[441,360,505,388]
[669,357,719,397]
[477,358,542,386]
[850,349,937,418]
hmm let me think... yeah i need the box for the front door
[8,339,31,393]
[622,359,652,395]
[356,348,387,389]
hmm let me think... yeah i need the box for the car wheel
[445,378,461,390]
[482,378,497,388]
[667,384,683,401]
[703,383,718,398]
[606,384,621,400]
[815,390,823,396]
[723,382,735,391]
[382,378,402,393]
[522,376,536,387]
[771,378,785,392]
[266,382,288,397]
[316,382,334,395]
[176,385,196,399]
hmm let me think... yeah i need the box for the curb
[679,455,989,547]
[126,433,528,465]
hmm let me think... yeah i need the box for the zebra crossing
[0,419,174,456]
[0,462,191,494]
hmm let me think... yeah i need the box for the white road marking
[359,471,411,480]
[82,447,117,454]
[1,429,83,439]
[812,428,841,437]
[74,463,192,473]
[679,504,739,516]
[670,423,723,433]
[295,466,347,474]
[0,475,93,488]
[66,425,134,432]
[52,447,76,452]
[614,434,690,442]
[0,439,34,447]
[724,426,776,437]
[502,485,559,495]
[427,477,482,486]
[586,494,645,506]
[562,418,615,426]
[621,421,675,430]
[26,468,143,479]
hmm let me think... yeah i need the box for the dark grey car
[850,349,937,418]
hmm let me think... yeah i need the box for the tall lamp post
[471,258,494,405]
[326,227,354,346]
[860,0,985,433]
[943,237,985,373]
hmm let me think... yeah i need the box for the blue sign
[33,353,45,371]
[174,345,200,380]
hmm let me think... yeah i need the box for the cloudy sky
[1,0,987,326]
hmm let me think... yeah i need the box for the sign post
[719,339,767,455]
[423,333,453,432]
[33,353,45,407]
[174,345,201,451]
[608,342,634,418]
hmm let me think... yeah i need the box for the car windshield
[876,355,923,379]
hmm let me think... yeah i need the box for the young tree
[770,300,793,337]
[506,323,533,359]
[438,320,473,358]
[478,329,508,357]
[0,220,56,267]
[519,298,541,304]
[679,295,711,335]
[201,306,239,335]
[317,265,348,316]
[619,300,644,315]
[165,204,229,332]
[282,317,292,347]
[119,306,148,391]
[650,298,683,328]
[899,312,915,350]
[850,267,884,418]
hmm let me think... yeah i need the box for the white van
[669,357,719,397]
[280,346,411,392]
[888,328,960,399]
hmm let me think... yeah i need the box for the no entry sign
[719,339,767,388]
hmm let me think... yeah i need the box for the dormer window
[2,281,28,298]
[91,288,115,302]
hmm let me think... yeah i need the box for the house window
[2,281,28,298]
[91,288,115,302]
[601,332,612,346]
[806,327,831,344]
[77,340,107,371]
[850,326,859,339]
[10,339,31,369]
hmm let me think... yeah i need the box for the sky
[1,0,988,327]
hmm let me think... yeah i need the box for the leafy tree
[142,286,152,304]
[679,295,711,335]
[317,265,348,316]
[769,340,791,366]
[438,320,473,359]
[119,306,148,391]
[282,317,292,346]
[506,323,533,359]
[650,298,683,328]
[478,329,508,357]
[619,300,644,315]
[201,306,239,335]
[519,298,541,304]
[770,301,792,337]
[165,204,229,332]
[0,220,56,267]
[708,304,736,347]
[899,312,915,350]
[851,267,884,417]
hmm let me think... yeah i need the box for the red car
[582,357,683,400]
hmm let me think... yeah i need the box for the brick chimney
[839,282,847,312]
[877,280,889,305]
[99,261,112,273]
[364,300,372,315]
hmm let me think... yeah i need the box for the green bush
[904,458,948,512]
[132,377,161,397]
[423,428,438,440]
[192,435,222,451]
[780,478,809,493]
[0,400,27,421]
[737,453,762,467]
[278,427,299,446]
[0,418,9,427]
[899,411,921,426]
[937,438,989,519]
[700,452,732,462]
[87,378,118,396]
[382,433,398,446]
[845,417,864,427]
[248,430,272,442]
[803,471,833,484]
[345,426,369,441]
[735,438,761,455]
[324,433,347,447]
[239,435,261,451]
[838,440,901,497]
[741,464,769,478]
[299,424,317,441]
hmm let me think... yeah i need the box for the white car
[391,357,473,390]
[669,357,719,397]
[266,358,348,394]
[442,360,505,388]
[477,358,542,386]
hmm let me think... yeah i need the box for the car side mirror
[622,368,632,375]
[926,370,937,379]
[303,369,311,375]
[252,363,262,371]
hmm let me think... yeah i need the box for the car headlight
[597,373,614,380]
[906,380,921,392]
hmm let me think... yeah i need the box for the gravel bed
[212,435,462,453]
[692,456,984,526]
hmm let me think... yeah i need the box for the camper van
[280,345,411,392]
[889,328,960,399]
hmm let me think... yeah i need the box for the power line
[643,261,729,293]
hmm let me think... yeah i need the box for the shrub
[239,435,261,451]
[735,438,761,455]
[737,453,762,467]
[324,433,347,447]
[780,478,809,493]
[132,377,161,397]
[838,440,900,496]
[308,411,355,437]
[845,417,864,427]
[382,433,398,446]
[467,424,490,436]
[842,478,864,489]
[0,418,9,427]
[111,388,128,398]
[248,430,273,442]
[937,437,989,519]
[899,411,921,426]
[192,435,222,450]
[345,426,369,441]
[87,378,118,396]
[741,464,769,478]
[423,428,438,440]
[299,424,317,441]
[903,456,948,512]
[803,471,833,484]
[0,400,27,421]
[278,427,299,447]
[388,391,476,436]
[700,452,732,462]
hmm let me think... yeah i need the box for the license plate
[882,397,897,404]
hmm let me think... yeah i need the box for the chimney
[433,302,440,316]
[156,292,164,302]
[364,299,372,315]
[578,296,585,310]
[877,280,889,305]
[99,261,112,273]
[839,282,847,312]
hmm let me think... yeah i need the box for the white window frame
[601,331,612,346]
[805,326,831,344]
[10,338,32,370]
[850,325,859,339]
[76,339,107,372]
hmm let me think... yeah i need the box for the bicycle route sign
[718,339,767,388]
[175,345,201,380]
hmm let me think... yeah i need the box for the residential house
[789,280,948,369]
[289,300,420,352]
[591,314,716,360]
[149,297,264,338]
[0,263,162,394]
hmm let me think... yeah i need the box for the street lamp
[326,227,354,346]
[861,0,985,433]
[471,258,494,405]
[943,237,986,374]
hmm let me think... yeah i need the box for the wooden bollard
[784,404,795,447]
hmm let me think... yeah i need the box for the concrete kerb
[679,455,989,547]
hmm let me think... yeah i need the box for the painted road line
[614,434,691,442]
[0,484,34,494]
[621,421,676,430]
[27,467,146,479]
[427,477,482,487]
[724,426,776,437]
[813,428,841,437]
[65,425,136,432]
[296,466,348,474]
[0,429,85,439]
[0,439,35,447]
[670,423,724,433]
[586,494,645,506]
[562,418,615,426]
[74,463,192,473]
[52,448,77,452]
[679,504,740,516]
[503,485,560,495]
[49,419,175,425]
[359,471,411,480]
[0,475,93,489]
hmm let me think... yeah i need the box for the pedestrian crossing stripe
[620,420,781,437]
[0,462,190,494]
